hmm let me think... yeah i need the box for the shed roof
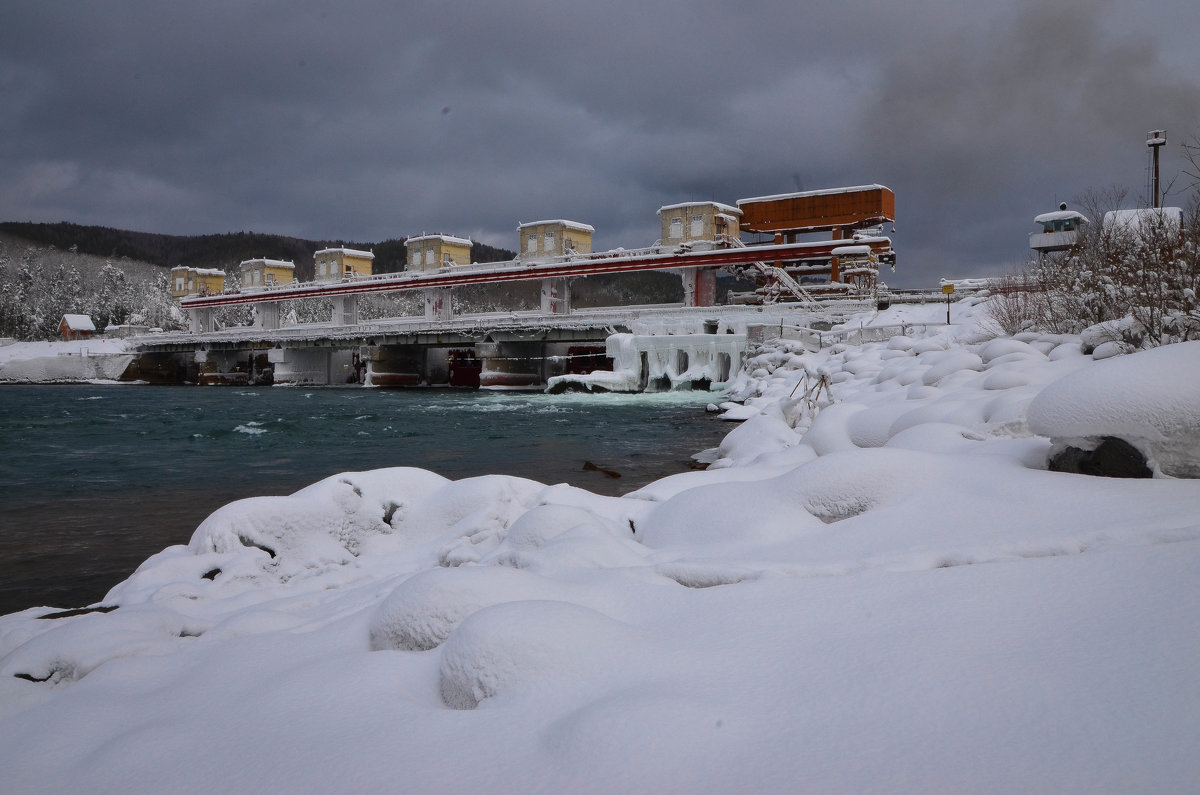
[239,258,295,270]
[61,314,96,331]
[407,234,473,247]
[1103,207,1182,231]
[657,201,742,216]
[1034,210,1089,225]
[170,266,225,277]
[517,220,595,233]
[737,184,891,206]
[315,248,375,259]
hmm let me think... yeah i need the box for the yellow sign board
[942,284,955,294]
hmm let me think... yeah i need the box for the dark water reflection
[0,385,729,615]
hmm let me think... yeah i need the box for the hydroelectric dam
[136,239,883,391]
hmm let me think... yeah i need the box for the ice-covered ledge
[547,331,745,393]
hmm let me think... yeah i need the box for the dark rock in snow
[1048,436,1152,479]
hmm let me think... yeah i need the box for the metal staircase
[725,238,820,308]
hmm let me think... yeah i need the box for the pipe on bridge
[179,238,892,312]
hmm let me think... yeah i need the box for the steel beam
[180,239,891,310]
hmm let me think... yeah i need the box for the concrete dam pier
[134,318,624,390]
[128,306,775,392]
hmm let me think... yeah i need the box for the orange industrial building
[737,184,895,238]
[735,185,895,296]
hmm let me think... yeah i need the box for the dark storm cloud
[2,0,1197,285]
[855,0,1200,280]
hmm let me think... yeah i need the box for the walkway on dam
[140,299,872,353]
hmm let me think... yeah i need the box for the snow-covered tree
[990,183,1199,347]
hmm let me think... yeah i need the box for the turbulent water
[0,384,730,615]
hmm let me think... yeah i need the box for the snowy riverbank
[0,338,135,383]
[2,301,1198,792]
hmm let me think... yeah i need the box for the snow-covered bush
[982,273,1047,335]
[990,185,1200,348]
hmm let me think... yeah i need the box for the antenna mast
[1147,130,1167,208]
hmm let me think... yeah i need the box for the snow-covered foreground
[2,302,1199,793]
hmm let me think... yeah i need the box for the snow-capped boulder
[438,600,641,709]
[1079,317,1144,354]
[1027,341,1200,477]
[979,338,1044,364]
[369,566,561,652]
[921,351,984,386]
[708,411,796,467]
[186,468,451,581]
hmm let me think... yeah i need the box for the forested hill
[0,222,515,280]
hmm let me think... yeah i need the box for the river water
[0,385,731,616]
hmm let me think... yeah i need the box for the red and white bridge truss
[180,237,892,332]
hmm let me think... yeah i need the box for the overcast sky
[2,0,1198,286]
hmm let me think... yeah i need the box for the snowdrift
[0,339,135,383]
[2,302,1199,793]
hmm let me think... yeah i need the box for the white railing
[142,300,875,347]
[1029,230,1081,251]
[772,321,935,351]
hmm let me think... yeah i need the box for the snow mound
[979,338,1045,364]
[846,402,927,447]
[437,600,640,709]
[1080,317,1143,353]
[1027,341,1200,477]
[369,566,563,651]
[638,475,826,549]
[782,448,919,523]
[406,475,549,565]
[981,368,1030,390]
[0,604,199,686]
[5,303,1200,791]
[186,468,450,581]
[921,351,984,386]
[802,402,866,455]
[502,504,614,550]
[546,688,750,789]
[709,411,796,466]
[0,339,135,383]
[485,503,648,571]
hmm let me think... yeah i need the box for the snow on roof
[60,314,96,331]
[656,201,743,216]
[1102,207,1183,231]
[238,258,295,270]
[831,245,873,256]
[169,266,225,277]
[517,220,596,233]
[407,234,473,247]
[737,184,891,205]
[1034,210,1089,225]
[315,248,375,259]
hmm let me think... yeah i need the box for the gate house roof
[61,314,96,332]
[315,248,375,259]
